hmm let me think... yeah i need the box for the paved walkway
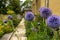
[10,18,27,40]
[0,33,13,40]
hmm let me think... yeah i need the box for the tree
[0,0,7,14]
[8,0,32,15]
[21,0,32,8]
[20,0,32,13]
[9,0,21,14]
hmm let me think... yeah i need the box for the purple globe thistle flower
[46,15,60,29]
[3,20,8,23]
[39,7,52,19]
[8,15,12,20]
[25,12,34,21]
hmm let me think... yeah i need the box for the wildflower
[25,12,34,21]
[39,7,52,18]
[46,15,60,29]
[8,15,12,20]
[3,20,8,23]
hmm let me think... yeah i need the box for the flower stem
[53,30,57,40]
[53,30,60,40]
[10,20,14,30]
[43,18,47,36]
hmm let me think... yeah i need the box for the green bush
[0,14,22,37]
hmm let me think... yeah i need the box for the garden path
[10,18,27,40]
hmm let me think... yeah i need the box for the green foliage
[0,0,7,14]
[21,0,32,8]
[0,20,14,37]
[11,14,22,27]
[0,14,21,37]
[7,10,15,14]
[0,0,32,15]
[9,0,21,14]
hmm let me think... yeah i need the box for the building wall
[40,0,45,7]
[32,0,60,16]
[49,0,60,16]
[32,0,37,15]
[32,0,45,15]
[36,0,41,15]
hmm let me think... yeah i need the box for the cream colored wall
[32,0,37,15]
[49,0,60,16]
[40,0,45,7]
[32,0,60,16]
[32,0,41,15]
[36,0,41,15]
[32,0,45,15]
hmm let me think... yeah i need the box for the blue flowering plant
[11,14,22,27]
[0,14,21,37]
[39,7,52,19]
[46,15,60,29]
[25,7,60,40]
[8,15,13,20]
[25,11,34,37]
[3,20,8,23]
[0,19,14,37]
[25,12,34,21]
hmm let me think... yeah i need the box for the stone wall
[32,0,60,16]
[49,0,60,16]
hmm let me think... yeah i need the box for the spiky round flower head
[3,20,8,23]
[8,15,12,20]
[25,12,34,21]
[39,7,52,18]
[46,15,60,29]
